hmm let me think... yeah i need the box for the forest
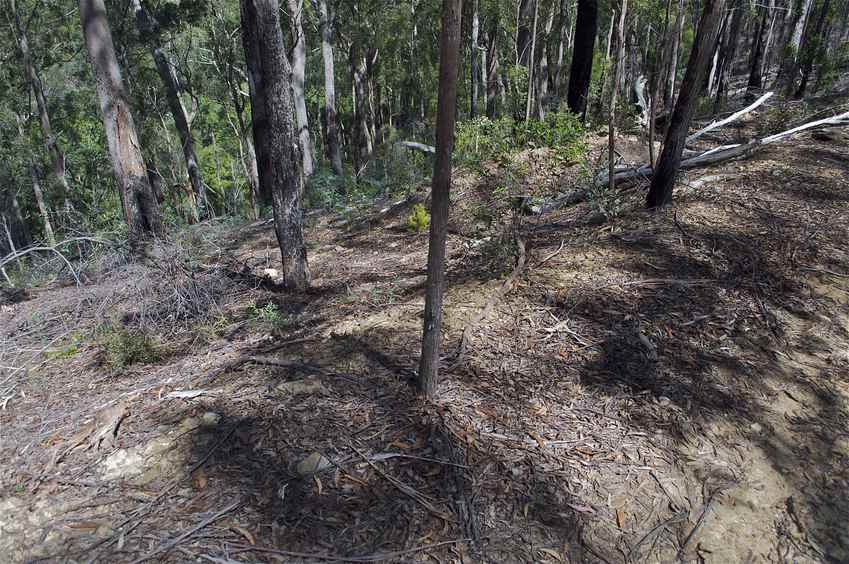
[1,0,848,561]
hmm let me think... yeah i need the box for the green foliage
[101,326,161,370]
[247,301,290,329]
[406,203,430,232]
[455,111,586,165]
[757,103,809,137]
[45,343,80,361]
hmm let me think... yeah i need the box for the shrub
[455,111,586,166]
[406,203,430,232]
[102,327,160,370]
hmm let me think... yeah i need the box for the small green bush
[406,203,430,232]
[455,111,586,166]
[102,327,160,370]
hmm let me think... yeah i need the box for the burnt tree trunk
[567,0,598,116]
[746,2,770,100]
[665,0,685,106]
[419,0,463,398]
[241,0,310,290]
[713,0,744,110]
[80,0,164,250]
[647,0,726,208]
[131,0,209,221]
[794,0,831,99]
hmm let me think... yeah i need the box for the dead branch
[0,236,117,287]
[449,236,527,368]
[401,140,436,154]
[686,92,774,144]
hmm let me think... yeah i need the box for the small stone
[750,422,763,433]
[297,452,331,476]
[201,412,221,426]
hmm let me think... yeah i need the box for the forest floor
[2,117,849,563]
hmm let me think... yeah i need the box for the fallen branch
[128,500,241,564]
[449,236,527,368]
[687,92,774,144]
[0,236,117,287]
[400,140,436,154]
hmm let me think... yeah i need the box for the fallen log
[686,92,774,144]
[535,108,849,214]
[401,141,436,154]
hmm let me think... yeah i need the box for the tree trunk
[609,0,629,193]
[316,0,343,176]
[554,0,570,97]
[80,0,164,250]
[240,0,309,291]
[746,3,770,100]
[471,0,480,117]
[647,0,726,208]
[28,163,55,246]
[419,0,463,398]
[130,0,208,222]
[567,0,599,116]
[486,19,500,118]
[665,0,685,106]
[287,0,315,178]
[713,0,744,110]
[10,0,73,214]
[517,0,535,65]
[794,0,831,98]
[350,44,373,174]
[525,0,539,120]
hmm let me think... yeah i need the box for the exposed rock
[296,452,331,476]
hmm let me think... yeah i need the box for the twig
[128,500,241,564]
[228,538,469,563]
[676,491,718,560]
[350,444,453,522]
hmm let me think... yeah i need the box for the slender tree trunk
[647,0,726,208]
[609,0,629,194]
[316,0,343,176]
[525,0,539,120]
[80,0,164,250]
[287,0,315,178]
[471,0,480,117]
[554,0,570,97]
[567,0,599,116]
[794,0,831,98]
[486,20,500,118]
[419,0,463,398]
[27,161,56,246]
[10,0,73,213]
[649,0,673,168]
[714,0,744,110]
[746,3,770,100]
[517,0,535,65]
[350,44,373,174]
[130,0,207,222]
[665,0,685,106]
[241,0,309,290]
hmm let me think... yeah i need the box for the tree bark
[647,0,726,208]
[471,0,480,117]
[486,19,500,118]
[567,0,599,116]
[10,0,73,213]
[131,0,208,222]
[240,0,309,291]
[609,0,629,193]
[746,2,770,100]
[713,0,744,110]
[315,0,344,176]
[794,0,831,98]
[525,0,539,120]
[287,0,315,178]
[80,0,164,250]
[665,0,685,106]
[419,0,463,398]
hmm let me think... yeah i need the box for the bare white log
[686,92,774,144]
[401,141,437,154]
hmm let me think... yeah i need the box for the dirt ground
[1,123,848,563]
